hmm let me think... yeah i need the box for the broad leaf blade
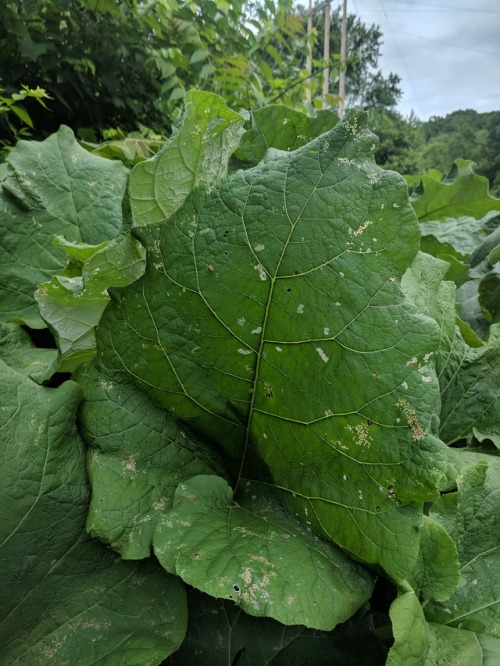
[97,112,454,581]
[426,461,500,637]
[129,90,244,226]
[410,160,500,223]
[154,475,374,631]
[76,362,228,559]
[0,358,187,663]
[0,126,128,327]
[97,112,453,582]
[408,515,460,603]
[0,322,57,381]
[35,234,146,372]
[386,592,429,666]
[233,105,339,164]
[402,253,500,445]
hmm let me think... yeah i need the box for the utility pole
[338,0,347,118]
[322,1,331,108]
[306,0,313,104]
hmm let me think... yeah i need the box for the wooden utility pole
[338,0,347,118]
[306,0,313,104]
[322,1,331,108]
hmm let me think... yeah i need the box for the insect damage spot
[397,399,426,440]
[315,347,329,363]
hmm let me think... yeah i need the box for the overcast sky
[303,0,500,120]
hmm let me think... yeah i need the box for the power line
[378,0,500,13]
[391,30,500,59]
[377,0,426,117]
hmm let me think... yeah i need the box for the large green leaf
[420,212,500,258]
[76,362,228,560]
[439,325,500,445]
[0,358,187,663]
[387,591,500,665]
[408,515,459,603]
[154,475,374,630]
[129,90,244,226]
[233,105,339,164]
[0,126,128,327]
[402,253,500,445]
[167,588,386,665]
[386,592,429,665]
[426,461,500,638]
[410,160,500,223]
[0,321,57,381]
[96,111,453,581]
[35,233,146,372]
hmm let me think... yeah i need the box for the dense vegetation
[371,108,500,195]
[0,1,499,663]
[0,92,499,664]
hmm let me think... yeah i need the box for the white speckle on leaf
[238,348,253,355]
[339,271,345,277]
[422,375,433,383]
[125,456,137,474]
[263,433,267,439]
[275,346,282,352]
[255,244,265,252]
[237,317,246,326]
[254,264,267,281]
[316,347,329,363]
[323,327,330,336]
[297,303,305,314]
[401,381,408,390]
[393,203,400,208]
[353,220,373,236]
[251,326,263,334]
[325,409,333,417]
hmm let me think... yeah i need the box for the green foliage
[368,109,500,197]
[0,84,51,156]
[0,92,499,664]
[0,0,403,147]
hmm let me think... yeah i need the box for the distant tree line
[369,108,500,195]
[0,0,498,194]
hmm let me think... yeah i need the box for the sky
[303,0,500,120]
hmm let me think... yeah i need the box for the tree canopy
[0,0,402,144]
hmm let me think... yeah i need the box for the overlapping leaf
[77,362,228,560]
[0,126,128,327]
[387,591,500,666]
[426,461,500,638]
[410,160,500,223]
[233,105,339,164]
[0,354,187,663]
[168,587,386,666]
[129,90,244,226]
[35,233,146,372]
[154,475,373,630]
[402,252,500,445]
[96,111,454,581]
